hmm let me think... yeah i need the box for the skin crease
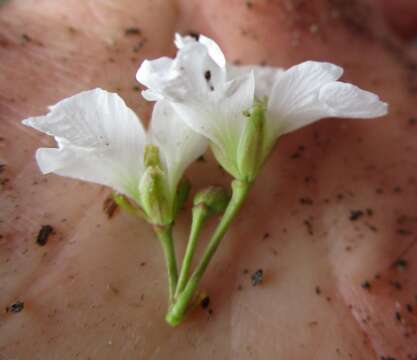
[0,0,416,359]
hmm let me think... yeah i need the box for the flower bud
[236,99,266,182]
[139,166,172,225]
[144,144,162,168]
[193,186,230,215]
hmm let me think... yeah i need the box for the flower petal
[175,34,226,68]
[22,88,146,200]
[227,64,284,98]
[137,57,176,101]
[318,82,388,118]
[149,100,208,194]
[137,38,226,103]
[266,61,387,137]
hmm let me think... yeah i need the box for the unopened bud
[193,186,230,215]
[144,144,161,168]
[139,166,172,225]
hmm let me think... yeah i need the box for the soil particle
[349,210,364,221]
[361,281,371,290]
[36,225,54,246]
[124,27,141,36]
[187,31,200,41]
[394,258,407,270]
[201,296,210,309]
[299,197,313,205]
[251,269,263,286]
[6,301,24,314]
[103,195,119,219]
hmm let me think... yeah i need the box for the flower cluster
[23,33,387,326]
[23,92,206,225]
[138,34,387,181]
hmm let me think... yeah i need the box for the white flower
[22,88,207,224]
[137,34,388,181]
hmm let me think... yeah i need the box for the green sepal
[173,177,191,217]
[236,98,266,182]
[112,192,149,221]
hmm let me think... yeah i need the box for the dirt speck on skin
[201,296,210,309]
[299,197,313,205]
[186,31,200,40]
[21,33,32,43]
[67,26,78,34]
[124,27,141,36]
[36,225,54,246]
[6,301,24,314]
[103,195,119,219]
[132,39,146,53]
[251,269,263,286]
[393,258,408,270]
[304,219,314,235]
[349,210,364,221]
[107,284,119,295]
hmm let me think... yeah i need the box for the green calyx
[236,98,267,182]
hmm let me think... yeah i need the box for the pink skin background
[0,0,417,359]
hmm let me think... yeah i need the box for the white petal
[198,35,226,68]
[22,89,146,200]
[175,33,226,68]
[318,82,388,118]
[149,101,208,193]
[266,61,386,137]
[137,37,226,103]
[227,64,284,98]
[136,57,176,101]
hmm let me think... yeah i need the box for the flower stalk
[166,179,251,326]
[153,224,178,304]
[175,205,209,297]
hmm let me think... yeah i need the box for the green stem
[166,179,251,326]
[175,205,209,298]
[154,224,178,304]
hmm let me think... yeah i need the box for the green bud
[144,144,161,168]
[173,178,191,217]
[139,166,172,225]
[193,186,230,215]
[236,99,266,182]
